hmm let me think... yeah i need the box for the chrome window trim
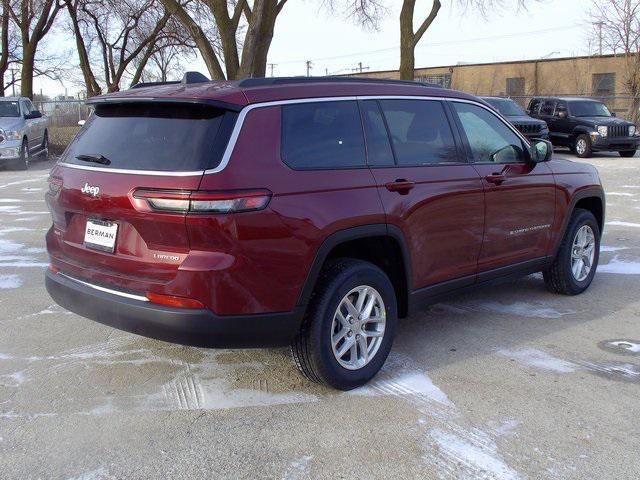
[56,162,204,176]
[57,94,530,176]
[58,272,149,302]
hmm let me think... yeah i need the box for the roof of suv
[87,76,480,111]
[532,96,604,103]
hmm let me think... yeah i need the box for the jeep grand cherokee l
[481,96,549,140]
[528,96,640,158]
[45,75,605,390]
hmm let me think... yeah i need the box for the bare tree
[6,0,64,98]
[65,0,174,95]
[160,0,288,80]
[0,0,13,95]
[591,0,640,121]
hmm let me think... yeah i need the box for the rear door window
[360,100,395,167]
[63,103,231,172]
[378,99,459,166]
[281,101,366,169]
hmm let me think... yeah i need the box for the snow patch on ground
[0,274,22,289]
[282,455,313,480]
[497,348,577,373]
[598,257,640,275]
[606,192,635,197]
[600,245,628,252]
[608,340,640,353]
[0,371,26,387]
[479,301,575,319]
[429,428,521,480]
[607,221,640,228]
[66,467,114,480]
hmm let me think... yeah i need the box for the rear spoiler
[84,96,243,113]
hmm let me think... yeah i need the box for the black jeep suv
[528,96,640,158]
[482,97,549,140]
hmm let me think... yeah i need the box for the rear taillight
[146,292,205,309]
[131,189,272,214]
[48,176,63,195]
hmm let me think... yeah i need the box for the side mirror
[78,120,86,127]
[558,110,567,119]
[25,110,42,119]
[529,139,553,163]
[611,112,617,117]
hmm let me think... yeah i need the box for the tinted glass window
[555,101,568,117]
[0,101,20,117]
[453,102,526,164]
[379,100,458,166]
[63,103,228,172]
[486,98,525,116]
[540,100,556,115]
[528,99,541,114]
[569,101,612,117]
[360,100,395,167]
[281,101,366,169]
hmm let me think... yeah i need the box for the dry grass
[49,126,80,155]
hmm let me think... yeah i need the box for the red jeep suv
[45,75,605,390]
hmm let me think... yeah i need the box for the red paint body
[45,80,605,323]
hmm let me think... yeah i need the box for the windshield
[0,101,20,117]
[485,98,526,116]
[63,103,233,172]
[569,101,612,117]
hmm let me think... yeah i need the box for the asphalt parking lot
[0,152,639,479]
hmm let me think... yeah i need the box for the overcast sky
[38,0,595,97]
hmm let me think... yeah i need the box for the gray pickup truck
[0,97,49,170]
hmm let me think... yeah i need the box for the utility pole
[10,68,16,96]
[593,21,605,56]
[351,62,370,74]
[268,63,276,77]
[306,60,313,77]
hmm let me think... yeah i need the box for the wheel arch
[297,224,412,318]
[553,188,605,256]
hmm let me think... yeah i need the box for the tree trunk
[160,0,226,79]
[399,0,416,80]
[66,1,101,96]
[240,0,279,78]
[21,44,35,98]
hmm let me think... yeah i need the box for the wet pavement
[0,152,639,479]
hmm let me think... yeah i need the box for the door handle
[385,179,415,194]
[485,173,507,185]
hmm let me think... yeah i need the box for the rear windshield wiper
[75,154,111,165]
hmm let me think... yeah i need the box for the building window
[417,74,452,89]
[506,77,525,96]
[592,73,615,96]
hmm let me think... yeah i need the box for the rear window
[63,103,232,172]
[281,101,366,169]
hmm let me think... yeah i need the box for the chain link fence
[33,100,92,155]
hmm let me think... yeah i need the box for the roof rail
[237,76,443,89]
[130,80,180,89]
[130,71,210,90]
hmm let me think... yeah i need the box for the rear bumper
[45,269,303,348]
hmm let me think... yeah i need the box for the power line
[271,23,583,66]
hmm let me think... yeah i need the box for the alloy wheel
[571,225,596,281]
[576,138,587,156]
[330,285,386,370]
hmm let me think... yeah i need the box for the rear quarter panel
[194,106,385,315]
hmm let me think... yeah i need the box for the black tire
[291,258,397,390]
[15,138,29,170]
[544,208,600,295]
[574,134,592,158]
[619,150,636,158]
